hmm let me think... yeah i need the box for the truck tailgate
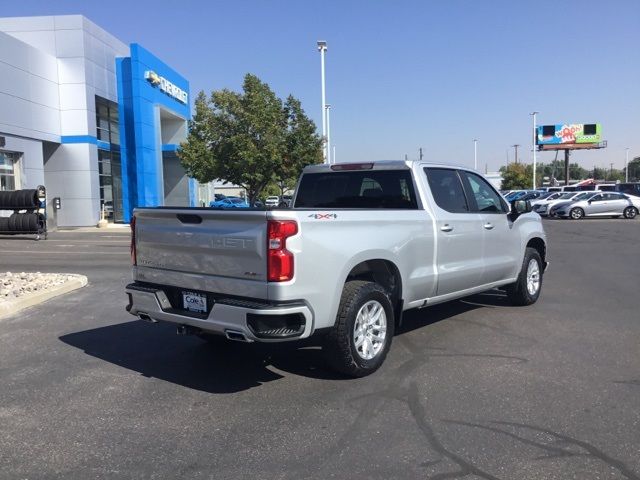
[134,208,269,296]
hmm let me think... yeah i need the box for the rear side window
[294,170,418,209]
[424,168,469,213]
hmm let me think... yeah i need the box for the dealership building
[0,15,198,226]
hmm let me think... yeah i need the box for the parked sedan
[535,191,589,216]
[209,197,250,208]
[555,192,638,219]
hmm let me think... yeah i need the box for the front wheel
[323,280,394,377]
[505,248,543,306]
[623,207,637,219]
[569,207,584,220]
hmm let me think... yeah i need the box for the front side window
[424,168,468,213]
[461,171,508,213]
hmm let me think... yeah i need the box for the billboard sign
[536,123,601,145]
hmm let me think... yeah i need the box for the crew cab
[126,161,548,377]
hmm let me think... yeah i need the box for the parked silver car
[555,192,638,219]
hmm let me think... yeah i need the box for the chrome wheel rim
[353,300,387,360]
[526,259,540,296]
[571,209,582,219]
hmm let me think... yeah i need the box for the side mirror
[511,199,532,215]
[588,200,592,204]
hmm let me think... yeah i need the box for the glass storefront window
[95,95,123,222]
[0,151,20,191]
[95,97,120,146]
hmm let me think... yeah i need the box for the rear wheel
[505,248,543,306]
[623,207,637,219]
[323,280,394,377]
[569,207,584,220]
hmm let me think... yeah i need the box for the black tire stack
[0,187,46,237]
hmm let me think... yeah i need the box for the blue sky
[3,0,638,171]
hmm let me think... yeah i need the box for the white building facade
[0,15,193,227]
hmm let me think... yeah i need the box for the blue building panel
[116,43,192,222]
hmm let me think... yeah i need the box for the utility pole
[512,144,520,164]
[531,112,538,189]
[610,162,614,181]
[625,148,629,182]
[473,139,478,170]
[419,147,423,161]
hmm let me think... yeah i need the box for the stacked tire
[0,213,45,233]
[0,189,40,209]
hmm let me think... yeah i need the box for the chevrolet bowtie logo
[144,70,161,86]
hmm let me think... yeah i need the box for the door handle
[483,223,494,230]
[440,224,453,232]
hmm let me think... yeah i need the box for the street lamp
[317,41,328,163]
[473,139,478,170]
[625,147,629,182]
[530,111,538,189]
[325,104,331,164]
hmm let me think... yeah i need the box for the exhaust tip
[225,330,250,342]
[138,312,156,323]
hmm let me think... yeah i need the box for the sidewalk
[57,224,130,233]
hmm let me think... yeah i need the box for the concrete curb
[0,275,88,320]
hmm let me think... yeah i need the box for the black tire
[323,280,395,377]
[505,247,543,306]
[569,207,584,220]
[623,207,637,219]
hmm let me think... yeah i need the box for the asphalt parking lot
[1,220,639,479]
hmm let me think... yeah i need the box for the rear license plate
[182,291,207,313]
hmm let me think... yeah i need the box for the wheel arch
[344,258,403,310]
[526,237,547,269]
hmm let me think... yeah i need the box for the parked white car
[534,191,594,216]
[265,196,280,207]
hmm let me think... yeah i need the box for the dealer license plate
[182,291,207,313]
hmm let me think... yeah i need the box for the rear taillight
[267,220,298,282]
[130,215,137,266]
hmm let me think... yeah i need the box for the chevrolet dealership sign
[144,70,188,104]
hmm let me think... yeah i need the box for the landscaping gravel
[0,272,83,301]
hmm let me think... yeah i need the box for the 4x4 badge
[308,214,337,220]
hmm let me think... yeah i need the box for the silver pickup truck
[126,161,548,377]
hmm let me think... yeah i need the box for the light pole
[325,104,331,164]
[512,144,520,164]
[317,41,328,163]
[625,148,629,182]
[473,139,478,170]
[531,112,538,189]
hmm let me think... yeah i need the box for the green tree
[625,157,640,182]
[273,95,323,197]
[179,74,323,205]
[500,162,533,190]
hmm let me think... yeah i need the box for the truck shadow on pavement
[59,292,508,394]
